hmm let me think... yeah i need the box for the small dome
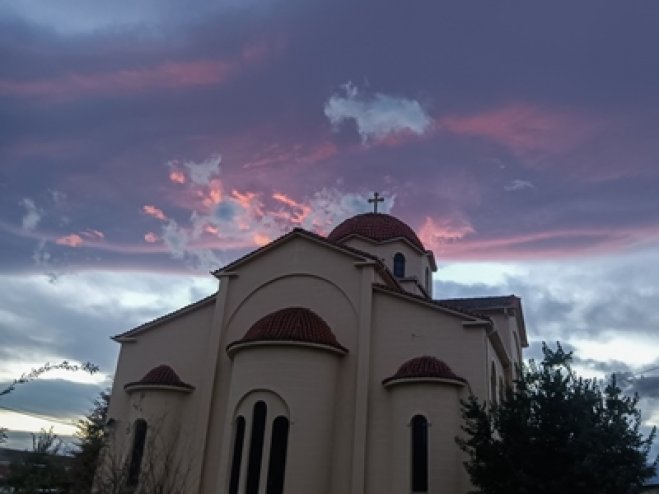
[227,307,347,353]
[383,356,466,386]
[328,213,425,251]
[124,364,194,392]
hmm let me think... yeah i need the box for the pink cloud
[142,205,168,221]
[437,103,600,155]
[418,216,476,252]
[0,40,281,101]
[241,141,337,169]
[144,232,160,243]
[272,192,312,224]
[56,233,83,247]
[169,170,187,184]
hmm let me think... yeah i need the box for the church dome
[328,213,425,251]
[227,307,347,354]
[383,356,466,386]
[124,364,194,392]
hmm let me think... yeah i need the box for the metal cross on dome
[368,192,384,213]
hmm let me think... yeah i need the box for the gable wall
[107,301,215,476]
[366,291,487,493]
[200,236,369,492]
[342,237,434,294]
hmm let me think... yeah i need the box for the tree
[3,428,71,493]
[69,389,110,493]
[0,360,99,444]
[458,342,657,494]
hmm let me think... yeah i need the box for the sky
[1,0,658,459]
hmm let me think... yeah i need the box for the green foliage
[458,342,657,494]
[3,428,71,494]
[69,389,110,493]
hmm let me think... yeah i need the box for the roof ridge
[113,293,216,340]
[372,283,491,320]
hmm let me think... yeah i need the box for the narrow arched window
[246,401,267,494]
[394,253,406,278]
[499,377,505,403]
[128,419,147,486]
[411,415,428,492]
[229,416,246,494]
[491,363,498,405]
[425,267,430,291]
[266,416,290,494]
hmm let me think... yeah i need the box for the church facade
[104,210,528,494]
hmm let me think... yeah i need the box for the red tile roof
[328,213,425,251]
[124,364,194,391]
[383,356,466,385]
[227,307,347,353]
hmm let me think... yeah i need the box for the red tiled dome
[328,213,425,251]
[383,356,466,385]
[228,307,347,353]
[124,364,194,391]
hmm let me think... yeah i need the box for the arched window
[246,401,267,494]
[425,267,430,291]
[499,377,505,403]
[411,415,428,492]
[491,362,498,405]
[394,253,406,278]
[128,419,147,486]
[229,416,246,494]
[266,416,290,494]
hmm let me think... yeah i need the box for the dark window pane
[246,401,267,494]
[128,419,147,486]
[229,416,246,494]
[394,253,406,278]
[266,416,289,494]
[411,415,428,492]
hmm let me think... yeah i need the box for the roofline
[333,232,436,267]
[439,295,528,347]
[112,294,216,341]
[226,339,348,358]
[372,283,491,323]
[382,376,467,388]
[213,228,380,277]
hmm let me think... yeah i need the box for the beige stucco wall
[106,301,214,484]
[214,345,342,493]
[105,231,525,494]
[341,237,435,296]
[199,236,366,492]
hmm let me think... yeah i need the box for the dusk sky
[1,0,658,454]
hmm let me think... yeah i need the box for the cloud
[438,103,600,156]
[418,216,475,252]
[324,83,432,142]
[55,234,84,247]
[19,198,43,231]
[183,154,222,186]
[142,205,168,221]
[144,232,159,243]
[505,179,535,192]
[0,60,237,100]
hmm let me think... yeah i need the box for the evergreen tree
[458,342,657,494]
[70,389,110,493]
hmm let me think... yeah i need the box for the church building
[104,202,528,494]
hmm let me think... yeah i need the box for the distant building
[104,209,527,494]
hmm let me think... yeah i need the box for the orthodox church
[104,200,528,494]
